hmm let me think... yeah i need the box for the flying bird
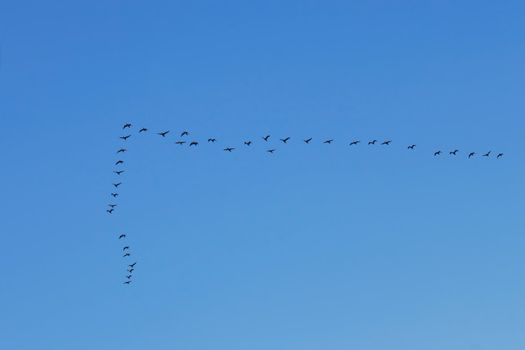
[262,135,271,141]
[407,144,416,149]
[483,151,491,157]
[175,141,186,145]
[382,140,392,145]
[450,150,459,155]
[244,141,252,146]
[129,262,137,268]
[123,253,130,257]
[280,137,290,143]
[123,246,130,251]
[208,138,216,143]
[497,153,504,158]
[139,127,148,133]
[108,204,117,208]
[224,147,235,152]
[113,183,122,188]
[127,268,134,273]
[181,131,189,137]
[115,160,124,165]
[158,131,170,137]
[111,193,119,197]
[114,170,125,175]
[434,151,441,156]
[123,123,132,129]
[267,149,276,154]
[117,148,127,153]
[349,140,360,146]
[118,234,126,239]
[368,140,377,145]
[120,135,131,141]
[123,281,131,285]
[323,139,334,144]
[189,141,199,146]
[468,152,476,158]
[126,275,132,279]
[107,208,114,214]
[304,138,312,144]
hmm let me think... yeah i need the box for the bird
[181,131,189,137]
[304,138,312,144]
[434,151,442,156]
[468,152,476,158]
[262,135,271,141]
[139,127,148,133]
[497,153,504,158]
[123,246,130,251]
[113,183,122,188]
[117,148,127,153]
[407,144,416,149]
[123,123,132,129]
[483,151,491,157]
[175,141,186,145]
[108,204,117,208]
[118,234,126,239]
[129,262,137,268]
[244,141,252,146]
[107,208,114,214]
[114,170,125,175]
[349,140,360,146]
[224,147,235,152]
[111,193,119,197]
[280,137,291,143]
[123,281,131,285]
[267,149,275,154]
[123,253,130,257]
[368,140,377,145]
[115,160,124,165]
[189,141,199,146]
[126,275,132,279]
[120,135,131,141]
[450,150,459,155]
[382,140,392,145]
[323,139,334,144]
[158,131,170,137]
[127,268,134,273]
[208,138,216,143]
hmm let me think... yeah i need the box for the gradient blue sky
[1,1,524,349]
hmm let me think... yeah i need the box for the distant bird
[267,149,275,154]
[407,144,416,149]
[304,138,312,144]
[175,141,186,145]
[450,150,459,155]
[123,253,130,257]
[224,147,235,152]
[107,208,114,214]
[262,135,271,141]
[244,141,252,146]
[111,193,119,198]
[208,138,216,143]
[126,275,132,279]
[483,151,491,157]
[323,139,334,144]
[129,262,137,268]
[120,135,131,141]
[181,131,189,137]
[497,153,504,158]
[434,151,441,156]
[368,140,377,145]
[108,204,117,208]
[115,160,124,165]
[123,123,132,129]
[114,170,125,175]
[113,182,122,188]
[280,137,290,143]
[158,131,170,137]
[117,148,127,153]
[468,152,476,158]
[349,140,360,146]
[139,128,148,133]
[123,246,130,251]
[123,281,131,285]
[118,234,126,239]
[382,140,392,145]
[189,141,199,146]
[128,268,134,273]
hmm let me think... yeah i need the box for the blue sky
[1,1,524,349]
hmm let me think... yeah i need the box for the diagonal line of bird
[109,123,504,285]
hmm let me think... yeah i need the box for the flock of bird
[107,123,504,285]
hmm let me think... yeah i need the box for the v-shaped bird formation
[108,122,505,285]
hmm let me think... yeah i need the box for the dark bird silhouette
[117,148,127,153]
[108,204,117,208]
[123,123,132,129]
[128,268,134,273]
[468,152,476,158]
[497,153,504,158]
[119,234,126,239]
[111,193,119,198]
[123,246,130,251]
[120,135,131,141]
[450,150,459,155]
[244,141,252,146]
[262,135,271,141]
[114,170,125,175]
[267,149,275,154]
[280,137,290,143]
[123,281,131,285]
[304,138,312,144]
[323,139,334,144]
[434,151,442,156]
[115,160,124,165]
[123,253,130,257]
[483,151,491,157]
[181,131,189,137]
[407,144,416,149]
[158,131,170,137]
[107,208,114,214]
[129,262,137,268]
[126,275,132,279]
[368,140,377,145]
[382,140,392,145]
[139,127,148,133]
[208,138,216,143]
[113,183,122,188]
[224,147,235,152]
[175,141,186,145]
[189,141,199,146]
[349,140,360,146]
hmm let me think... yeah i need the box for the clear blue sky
[1,1,524,349]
